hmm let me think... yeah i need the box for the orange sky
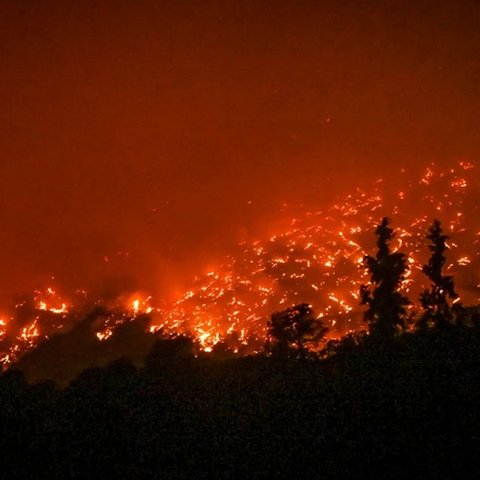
[0,0,479,303]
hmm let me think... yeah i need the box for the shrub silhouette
[266,303,327,359]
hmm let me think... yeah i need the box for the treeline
[360,217,463,336]
[267,217,479,359]
[1,218,480,478]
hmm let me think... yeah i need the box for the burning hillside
[1,162,479,366]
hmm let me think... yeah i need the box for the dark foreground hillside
[1,328,480,479]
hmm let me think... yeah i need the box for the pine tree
[360,217,410,339]
[419,220,458,330]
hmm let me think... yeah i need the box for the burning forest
[2,1,480,477]
[1,161,479,368]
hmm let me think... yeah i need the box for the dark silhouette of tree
[419,220,458,330]
[360,217,410,339]
[265,303,327,359]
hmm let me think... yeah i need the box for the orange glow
[35,288,70,315]
[0,318,7,341]
[96,329,113,341]
[19,320,40,346]
[1,162,480,367]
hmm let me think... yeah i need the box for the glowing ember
[96,328,113,341]
[1,162,479,367]
[18,320,40,346]
[0,319,7,341]
[35,288,70,314]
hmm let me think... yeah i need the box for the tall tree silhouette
[360,217,410,339]
[419,220,458,330]
[266,303,327,359]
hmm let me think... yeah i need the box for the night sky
[1,0,479,304]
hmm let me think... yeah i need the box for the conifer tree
[360,217,410,338]
[419,220,458,330]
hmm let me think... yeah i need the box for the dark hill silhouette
[14,308,156,385]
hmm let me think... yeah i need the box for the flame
[0,318,7,341]
[18,320,40,346]
[35,288,70,314]
[96,328,113,341]
[1,161,480,367]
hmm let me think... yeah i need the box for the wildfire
[96,328,113,341]
[0,319,7,341]
[131,297,154,315]
[35,288,70,315]
[19,320,40,345]
[1,162,479,367]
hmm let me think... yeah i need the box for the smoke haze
[1,0,479,304]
